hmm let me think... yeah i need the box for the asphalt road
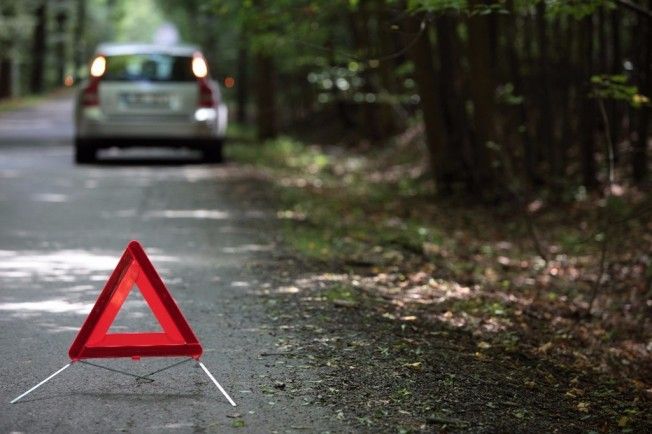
[0,95,334,433]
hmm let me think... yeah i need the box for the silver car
[74,43,227,163]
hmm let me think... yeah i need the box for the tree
[466,0,501,196]
[30,1,46,93]
[404,13,448,191]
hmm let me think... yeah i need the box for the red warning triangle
[69,241,202,360]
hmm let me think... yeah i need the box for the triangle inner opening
[108,283,164,333]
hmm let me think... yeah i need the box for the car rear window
[103,54,194,82]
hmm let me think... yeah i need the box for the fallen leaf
[422,242,441,256]
[536,342,553,354]
[618,415,630,427]
[475,352,488,361]
[576,402,590,413]
[565,387,584,398]
[333,299,358,308]
[477,341,492,350]
[403,361,422,370]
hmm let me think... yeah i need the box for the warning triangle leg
[10,363,73,404]
[198,361,237,407]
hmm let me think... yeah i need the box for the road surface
[0,95,335,433]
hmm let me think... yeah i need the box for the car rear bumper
[76,106,228,139]
[75,136,222,149]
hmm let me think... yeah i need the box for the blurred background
[0,0,650,194]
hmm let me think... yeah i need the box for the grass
[226,134,330,172]
[0,87,71,113]
[227,135,439,266]
[0,94,47,113]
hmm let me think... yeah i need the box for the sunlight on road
[143,209,269,220]
[143,209,231,219]
[0,250,116,280]
[0,299,93,315]
[222,244,273,254]
[0,250,179,281]
[30,193,69,203]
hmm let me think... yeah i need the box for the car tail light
[82,77,100,106]
[192,53,215,108]
[83,55,105,107]
[89,56,106,77]
[198,78,216,108]
[192,55,208,78]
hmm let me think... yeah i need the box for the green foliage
[324,284,358,303]
[209,0,337,57]
[408,0,616,16]
[496,82,524,106]
[547,0,614,18]
[590,75,650,108]
[407,0,468,12]
[0,0,36,58]
[407,0,509,14]
[113,0,165,43]
[226,135,330,171]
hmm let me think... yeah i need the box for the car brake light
[82,77,100,106]
[192,54,208,78]
[83,55,105,107]
[198,78,216,108]
[191,53,215,108]
[90,56,106,77]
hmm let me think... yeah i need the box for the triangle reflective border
[68,241,202,360]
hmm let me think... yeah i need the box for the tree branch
[615,0,652,20]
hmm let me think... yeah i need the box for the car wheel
[74,138,97,164]
[203,139,223,163]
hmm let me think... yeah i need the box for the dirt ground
[228,135,652,433]
[252,253,649,432]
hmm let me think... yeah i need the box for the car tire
[74,138,97,164]
[203,139,223,163]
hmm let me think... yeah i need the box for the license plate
[120,92,170,108]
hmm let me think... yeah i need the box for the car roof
[95,43,201,57]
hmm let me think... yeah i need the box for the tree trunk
[375,5,400,136]
[404,14,449,192]
[0,4,14,99]
[506,0,536,186]
[73,0,85,81]
[467,0,500,196]
[580,15,597,188]
[610,8,622,157]
[255,54,277,140]
[31,2,47,93]
[536,2,559,182]
[236,42,248,124]
[0,58,12,100]
[349,2,382,141]
[326,37,354,129]
[435,14,472,191]
[559,16,575,184]
[55,9,68,86]
[488,10,499,79]
[633,4,650,183]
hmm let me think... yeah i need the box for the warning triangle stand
[10,241,236,406]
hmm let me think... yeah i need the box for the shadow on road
[82,149,220,167]
[85,158,214,167]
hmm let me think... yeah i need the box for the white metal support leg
[10,360,236,407]
[198,361,236,406]
[10,363,72,404]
